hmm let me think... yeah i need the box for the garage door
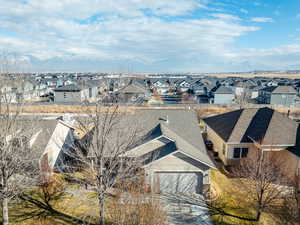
[157,172,203,194]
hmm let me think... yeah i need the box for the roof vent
[159,115,169,124]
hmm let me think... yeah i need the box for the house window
[222,143,226,155]
[233,147,249,158]
[89,88,92,98]
[233,148,241,158]
[241,148,248,158]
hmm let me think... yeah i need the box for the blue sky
[0,0,300,72]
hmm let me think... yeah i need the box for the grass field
[3,174,167,225]
[210,169,277,225]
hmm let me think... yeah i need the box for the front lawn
[210,169,271,225]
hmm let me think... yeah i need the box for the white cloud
[0,0,263,72]
[250,17,274,23]
[211,13,241,21]
[227,44,300,71]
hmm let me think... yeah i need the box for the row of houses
[29,107,300,194]
[50,76,300,106]
[3,74,300,106]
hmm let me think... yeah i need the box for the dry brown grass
[5,104,300,121]
[202,73,300,79]
[107,183,167,225]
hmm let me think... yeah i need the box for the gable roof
[261,86,277,93]
[203,109,243,142]
[90,109,215,168]
[214,86,233,94]
[54,84,81,92]
[272,86,298,94]
[118,82,148,94]
[40,120,75,171]
[203,107,298,146]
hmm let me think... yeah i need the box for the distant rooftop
[214,86,233,94]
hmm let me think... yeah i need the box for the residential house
[249,86,261,99]
[257,86,277,104]
[270,86,298,106]
[175,79,192,93]
[87,109,216,194]
[116,81,150,103]
[258,86,298,106]
[233,80,255,97]
[39,115,88,174]
[203,107,300,180]
[54,83,98,103]
[126,110,216,193]
[213,86,234,104]
[152,79,171,94]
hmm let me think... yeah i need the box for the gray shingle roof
[118,82,148,94]
[54,84,82,92]
[214,86,233,94]
[88,109,215,167]
[272,86,298,94]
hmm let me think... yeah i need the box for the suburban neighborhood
[3,72,300,107]
[1,0,300,225]
[1,75,300,224]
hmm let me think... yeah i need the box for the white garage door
[157,172,203,194]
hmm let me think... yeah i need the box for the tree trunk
[2,197,9,225]
[255,209,262,222]
[98,192,105,225]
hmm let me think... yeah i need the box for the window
[89,88,92,98]
[233,148,241,158]
[241,148,248,158]
[233,147,249,158]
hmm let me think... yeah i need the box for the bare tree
[231,149,288,222]
[108,175,168,225]
[160,148,290,224]
[0,75,41,225]
[66,103,144,225]
[273,174,300,225]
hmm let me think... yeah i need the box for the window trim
[233,147,249,159]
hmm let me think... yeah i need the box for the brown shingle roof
[228,108,258,143]
[204,107,299,147]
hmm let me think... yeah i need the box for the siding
[54,91,81,103]
[214,93,234,104]
[270,93,297,106]
[226,143,256,165]
[265,150,300,181]
[205,126,228,163]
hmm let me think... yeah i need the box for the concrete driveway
[163,199,213,225]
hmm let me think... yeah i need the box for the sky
[1,0,300,73]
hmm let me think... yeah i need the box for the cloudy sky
[1,0,300,72]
